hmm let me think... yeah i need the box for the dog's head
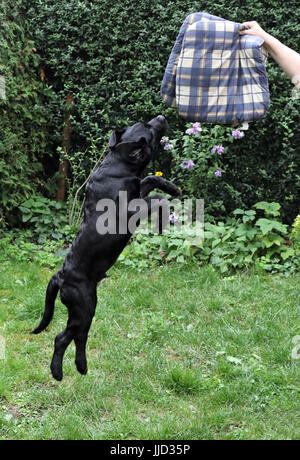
[108,115,168,168]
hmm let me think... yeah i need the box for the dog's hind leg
[50,283,97,381]
[74,286,97,376]
[50,318,76,381]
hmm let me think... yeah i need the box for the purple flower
[185,122,202,135]
[211,145,224,155]
[232,129,245,140]
[214,170,222,177]
[169,212,178,224]
[160,137,174,151]
[181,160,195,169]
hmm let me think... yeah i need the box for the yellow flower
[155,171,163,176]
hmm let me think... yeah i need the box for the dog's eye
[129,148,142,157]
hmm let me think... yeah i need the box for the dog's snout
[149,114,165,124]
[148,115,168,133]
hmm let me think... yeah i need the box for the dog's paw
[51,365,63,381]
[75,358,88,376]
[169,183,181,196]
[50,357,63,381]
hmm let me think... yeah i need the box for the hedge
[0,0,55,227]
[3,0,300,224]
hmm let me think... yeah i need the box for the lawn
[0,260,299,440]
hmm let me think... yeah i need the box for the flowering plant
[166,122,248,215]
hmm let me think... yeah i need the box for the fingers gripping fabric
[161,12,269,124]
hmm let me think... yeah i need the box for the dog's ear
[112,137,149,161]
[109,129,125,149]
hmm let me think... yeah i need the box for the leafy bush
[0,0,55,228]
[0,233,65,268]
[118,228,202,269]
[0,201,298,274]
[118,201,298,275]
[202,202,297,274]
[61,136,108,227]
[18,195,70,243]
[291,214,300,250]
[166,122,246,217]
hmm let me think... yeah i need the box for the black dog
[31,115,180,381]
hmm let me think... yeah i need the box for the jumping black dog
[31,115,180,381]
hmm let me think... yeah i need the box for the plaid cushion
[161,12,270,124]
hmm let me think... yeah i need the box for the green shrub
[18,195,70,243]
[167,122,242,217]
[202,202,296,274]
[0,0,55,228]
[117,201,298,275]
[0,201,298,274]
[0,233,64,268]
[23,0,300,224]
[291,214,300,249]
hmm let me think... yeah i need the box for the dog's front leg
[140,176,180,198]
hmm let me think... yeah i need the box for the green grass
[0,260,299,440]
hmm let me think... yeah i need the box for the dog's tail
[31,271,61,334]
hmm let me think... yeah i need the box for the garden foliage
[21,0,300,224]
[0,0,299,274]
[0,0,54,227]
[1,201,299,275]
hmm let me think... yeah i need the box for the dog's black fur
[31,115,180,381]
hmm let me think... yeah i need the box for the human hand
[239,21,269,41]
[240,20,300,80]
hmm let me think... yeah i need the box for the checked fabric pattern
[161,12,270,124]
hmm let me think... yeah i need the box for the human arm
[239,21,300,85]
